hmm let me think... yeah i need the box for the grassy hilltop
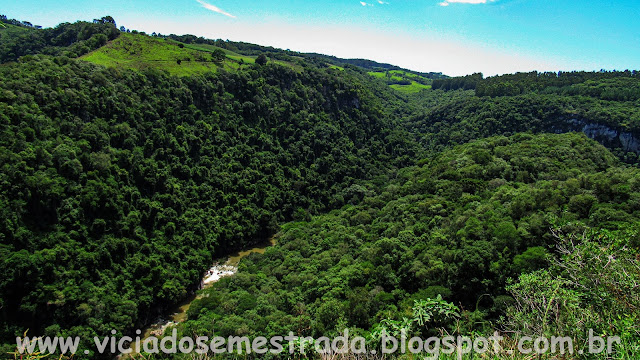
[81,33,227,76]
[80,33,303,76]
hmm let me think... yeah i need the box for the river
[124,236,276,356]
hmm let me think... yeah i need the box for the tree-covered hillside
[425,72,640,163]
[178,133,640,346]
[0,22,421,354]
[0,16,119,63]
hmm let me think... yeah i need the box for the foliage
[0,18,119,63]
[407,88,640,164]
[2,16,640,360]
[255,54,268,66]
[505,228,640,357]
[432,73,483,91]
[0,42,419,355]
[426,71,640,165]
[177,133,640,356]
[412,296,460,327]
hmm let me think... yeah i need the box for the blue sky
[4,0,639,76]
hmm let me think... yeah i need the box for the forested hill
[180,132,640,345]
[425,71,640,163]
[0,17,424,352]
[1,15,639,359]
[0,16,120,62]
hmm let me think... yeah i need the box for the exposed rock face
[566,118,640,153]
[620,132,640,153]
[582,123,619,141]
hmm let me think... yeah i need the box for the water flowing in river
[124,236,276,356]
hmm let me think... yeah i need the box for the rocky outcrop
[566,118,640,153]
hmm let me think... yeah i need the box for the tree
[255,54,268,66]
[100,16,116,27]
[512,246,548,274]
[212,48,226,63]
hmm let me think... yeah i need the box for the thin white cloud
[196,0,236,18]
[439,0,496,6]
[361,1,386,6]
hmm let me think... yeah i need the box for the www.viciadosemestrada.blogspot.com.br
[15,328,623,358]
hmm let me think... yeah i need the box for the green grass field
[81,33,226,76]
[367,71,386,78]
[391,81,432,93]
[182,42,297,70]
[82,33,300,75]
[368,70,433,93]
[181,42,257,65]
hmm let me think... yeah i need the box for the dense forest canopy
[1,15,639,359]
[0,16,425,355]
[179,132,640,352]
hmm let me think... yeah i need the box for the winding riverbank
[124,236,276,356]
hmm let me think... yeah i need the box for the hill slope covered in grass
[81,33,226,76]
[80,32,302,76]
[368,69,433,94]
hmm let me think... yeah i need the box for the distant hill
[1,14,443,93]
[162,32,447,78]
[0,16,119,63]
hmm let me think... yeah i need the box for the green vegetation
[181,43,256,64]
[409,73,640,164]
[505,228,640,357]
[81,33,228,76]
[0,22,421,356]
[368,69,434,93]
[174,133,640,359]
[0,16,119,63]
[81,33,300,76]
[433,70,640,100]
[390,81,431,93]
[1,15,640,359]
